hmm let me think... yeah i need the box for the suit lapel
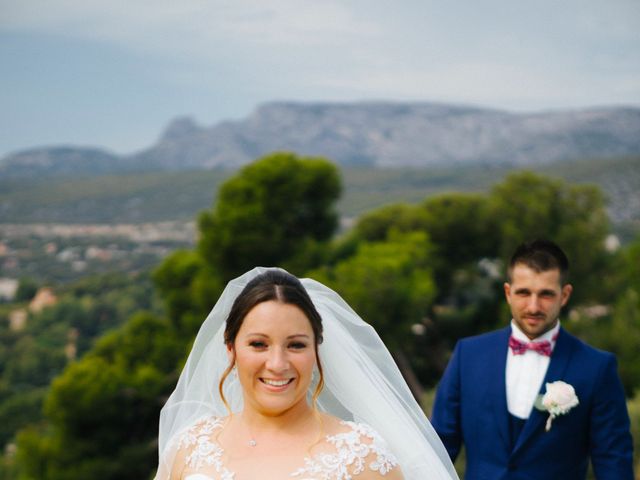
[512,328,574,455]
[489,327,511,451]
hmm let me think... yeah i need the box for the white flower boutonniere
[534,380,579,431]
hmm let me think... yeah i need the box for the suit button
[507,462,517,471]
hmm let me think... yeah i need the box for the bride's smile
[260,378,294,387]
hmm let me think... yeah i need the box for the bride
[155,267,458,480]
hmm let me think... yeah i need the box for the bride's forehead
[239,301,313,331]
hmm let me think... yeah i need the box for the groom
[431,239,634,479]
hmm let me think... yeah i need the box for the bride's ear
[226,342,235,365]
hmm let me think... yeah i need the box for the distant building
[29,287,58,313]
[0,278,19,301]
[2,257,18,271]
[605,234,621,253]
[65,328,79,361]
[4,441,17,458]
[57,248,78,262]
[85,246,112,261]
[8,309,27,331]
[72,260,87,272]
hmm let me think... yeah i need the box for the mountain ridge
[2,101,640,176]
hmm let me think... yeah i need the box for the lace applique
[291,421,399,479]
[175,418,397,480]
[177,417,234,480]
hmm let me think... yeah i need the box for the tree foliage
[14,278,39,303]
[154,152,341,339]
[313,231,436,351]
[198,152,341,280]
[567,234,640,396]
[16,313,183,479]
[152,249,214,336]
[0,272,158,478]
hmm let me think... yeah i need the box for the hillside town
[0,221,196,297]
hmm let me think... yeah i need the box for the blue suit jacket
[431,327,634,480]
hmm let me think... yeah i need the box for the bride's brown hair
[218,270,325,412]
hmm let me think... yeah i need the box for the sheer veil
[155,267,458,480]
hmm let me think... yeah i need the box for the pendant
[248,439,257,447]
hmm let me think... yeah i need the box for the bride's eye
[249,340,267,349]
[289,341,308,350]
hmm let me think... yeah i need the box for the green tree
[609,289,640,395]
[154,152,342,338]
[2,273,160,477]
[15,312,183,479]
[152,249,218,337]
[14,278,38,303]
[419,193,499,299]
[569,235,640,396]
[614,234,640,292]
[3,336,66,388]
[313,230,436,350]
[327,203,427,268]
[421,193,497,267]
[198,152,341,280]
[0,388,46,449]
[349,203,428,243]
[312,230,437,395]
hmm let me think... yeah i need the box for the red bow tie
[508,336,553,356]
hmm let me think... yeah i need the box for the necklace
[240,416,258,447]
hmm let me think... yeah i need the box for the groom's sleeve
[431,341,463,462]
[589,354,634,480]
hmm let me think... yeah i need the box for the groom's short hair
[508,239,570,284]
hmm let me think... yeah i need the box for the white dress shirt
[506,321,560,419]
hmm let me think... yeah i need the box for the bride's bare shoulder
[317,412,348,433]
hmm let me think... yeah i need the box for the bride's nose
[265,347,289,371]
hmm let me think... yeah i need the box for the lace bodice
[174,416,399,480]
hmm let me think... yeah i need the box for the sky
[1,0,639,158]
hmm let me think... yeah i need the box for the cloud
[0,0,380,57]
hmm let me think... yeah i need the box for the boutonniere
[534,381,579,431]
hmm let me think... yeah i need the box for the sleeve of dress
[431,341,463,462]
[356,423,404,479]
[588,354,634,480]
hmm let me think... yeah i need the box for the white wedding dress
[175,416,399,480]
